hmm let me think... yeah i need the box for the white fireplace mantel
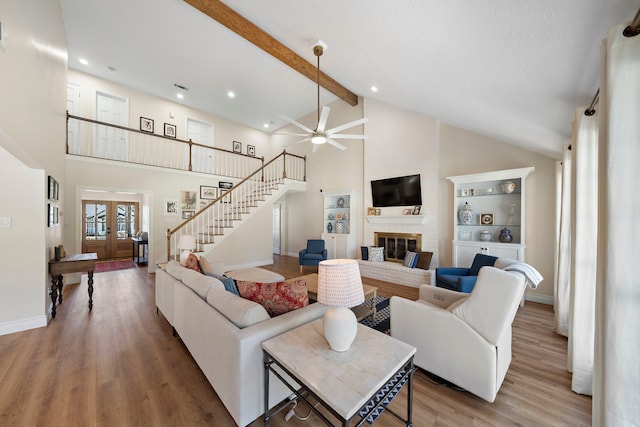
[365,215,426,225]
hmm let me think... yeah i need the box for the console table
[131,237,148,266]
[263,319,416,426]
[48,253,97,318]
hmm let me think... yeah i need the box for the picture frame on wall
[181,190,197,210]
[48,203,54,227]
[164,123,176,138]
[247,145,255,156]
[140,117,154,133]
[182,210,195,219]
[163,199,178,215]
[232,141,242,153]
[413,206,421,215]
[219,181,233,203]
[48,176,55,201]
[200,185,218,200]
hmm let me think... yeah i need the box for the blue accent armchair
[435,253,498,293]
[298,239,328,272]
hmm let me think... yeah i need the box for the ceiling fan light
[311,135,327,144]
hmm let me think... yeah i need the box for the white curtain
[555,145,572,337]
[567,108,598,395]
[593,23,640,426]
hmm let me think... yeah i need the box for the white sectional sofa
[155,261,327,426]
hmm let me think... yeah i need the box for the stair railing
[166,150,306,262]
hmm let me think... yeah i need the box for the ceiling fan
[278,42,368,152]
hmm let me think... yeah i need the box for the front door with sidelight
[82,201,140,259]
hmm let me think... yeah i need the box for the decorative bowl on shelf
[479,230,492,241]
[501,181,516,193]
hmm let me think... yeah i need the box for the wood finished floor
[0,256,591,426]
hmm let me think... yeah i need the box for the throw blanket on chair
[503,262,543,289]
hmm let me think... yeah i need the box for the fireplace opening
[373,232,422,263]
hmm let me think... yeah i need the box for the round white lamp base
[323,307,358,352]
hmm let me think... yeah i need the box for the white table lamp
[317,259,365,352]
[178,235,196,265]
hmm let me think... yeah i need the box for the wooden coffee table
[295,273,378,322]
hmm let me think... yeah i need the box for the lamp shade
[317,259,364,308]
[177,235,196,250]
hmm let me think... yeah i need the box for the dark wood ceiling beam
[184,0,358,107]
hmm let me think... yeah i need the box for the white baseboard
[0,315,48,336]
[524,293,554,305]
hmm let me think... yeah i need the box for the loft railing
[166,150,306,261]
[66,112,264,178]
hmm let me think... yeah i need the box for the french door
[82,201,139,260]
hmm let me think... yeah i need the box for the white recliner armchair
[390,266,526,402]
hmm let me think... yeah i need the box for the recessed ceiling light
[263,123,270,129]
[79,58,89,66]
[370,86,378,93]
[177,93,184,100]
[227,91,235,99]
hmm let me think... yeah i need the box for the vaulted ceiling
[60,0,639,159]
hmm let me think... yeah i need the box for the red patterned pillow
[236,279,309,317]
[185,253,201,273]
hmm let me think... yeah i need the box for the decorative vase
[501,181,516,193]
[334,221,345,234]
[327,222,333,233]
[479,230,492,241]
[458,202,474,225]
[59,245,66,258]
[499,227,513,243]
[328,213,335,220]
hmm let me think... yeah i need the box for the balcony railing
[67,112,266,178]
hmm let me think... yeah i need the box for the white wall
[0,0,68,334]
[363,98,441,266]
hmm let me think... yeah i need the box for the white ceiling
[60,0,639,159]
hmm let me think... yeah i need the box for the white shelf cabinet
[447,167,534,267]
[321,189,357,259]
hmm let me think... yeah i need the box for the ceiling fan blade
[327,133,369,140]
[273,132,311,137]
[316,106,330,132]
[284,137,311,147]
[325,117,368,135]
[327,139,347,150]
[278,114,315,134]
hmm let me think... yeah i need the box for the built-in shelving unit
[447,167,534,267]
[321,190,357,259]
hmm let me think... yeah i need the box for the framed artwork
[163,199,178,215]
[54,180,59,201]
[48,176,55,201]
[247,145,255,156]
[182,210,195,219]
[218,181,233,190]
[375,208,381,216]
[200,185,218,200]
[140,117,154,133]
[181,190,197,210]
[480,213,494,225]
[413,206,422,215]
[367,207,376,216]
[48,203,54,227]
[164,123,176,138]
[54,206,59,225]
[403,208,413,215]
[232,140,242,153]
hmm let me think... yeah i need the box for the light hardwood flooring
[0,256,591,426]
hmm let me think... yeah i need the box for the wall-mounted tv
[371,174,422,207]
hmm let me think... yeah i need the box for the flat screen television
[371,174,422,207]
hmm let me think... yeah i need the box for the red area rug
[95,259,137,273]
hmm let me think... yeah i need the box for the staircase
[167,150,306,261]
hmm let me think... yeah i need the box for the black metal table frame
[263,350,414,426]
